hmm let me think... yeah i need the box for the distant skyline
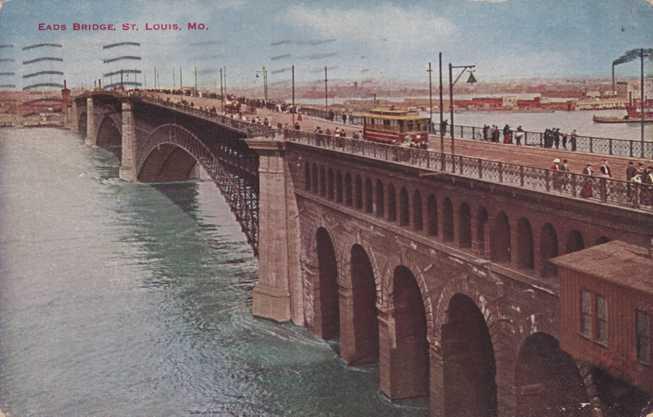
[0,0,652,89]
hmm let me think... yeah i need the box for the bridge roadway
[148,92,649,179]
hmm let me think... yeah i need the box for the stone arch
[365,178,374,213]
[413,190,423,232]
[390,265,430,399]
[565,230,585,253]
[311,162,319,192]
[443,293,498,417]
[315,227,340,341]
[344,172,353,206]
[354,174,363,209]
[319,166,326,196]
[459,202,472,248]
[304,162,311,191]
[399,187,410,226]
[491,211,511,263]
[515,333,590,417]
[388,183,397,222]
[336,170,344,203]
[96,114,122,159]
[375,179,384,217]
[427,194,438,236]
[78,111,87,138]
[340,244,379,365]
[517,218,535,270]
[443,197,454,242]
[477,207,489,256]
[327,168,335,200]
[540,223,559,277]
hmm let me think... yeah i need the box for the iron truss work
[136,123,260,254]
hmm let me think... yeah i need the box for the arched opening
[319,166,326,197]
[78,112,87,138]
[327,168,335,200]
[96,116,122,159]
[540,223,559,277]
[565,230,585,253]
[444,294,497,417]
[336,171,343,203]
[517,218,534,269]
[375,180,385,217]
[491,212,511,263]
[595,236,610,246]
[392,266,429,399]
[427,194,438,236]
[341,245,379,365]
[304,162,311,191]
[399,187,410,226]
[354,175,363,209]
[515,333,590,417]
[477,207,489,256]
[443,198,454,242]
[388,184,397,222]
[312,163,319,192]
[365,178,374,213]
[315,228,340,341]
[138,144,199,182]
[344,173,353,206]
[459,203,472,248]
[413,190,423,231]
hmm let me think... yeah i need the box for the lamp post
[324,66,328,114]
[427,62,433,133]
[448,62,477,172]
[291,64,295,124]
[439,52,444,160]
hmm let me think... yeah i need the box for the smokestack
[98,79,102,90]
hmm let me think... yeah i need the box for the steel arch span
[136,123,259,253]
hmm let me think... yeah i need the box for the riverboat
[593,99,653,124]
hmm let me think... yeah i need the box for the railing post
[629,140,634,158]
[600,178,607,202]
[472,126,476,139]
[519,165,525,187]
[478,159,483,179]
[459,155,464,174]
[539,132,543,147]
[460,125,464,138]
[545,170,550,192]
[498,162,503,183]
[609,139,613,155]
[589,137,594,153]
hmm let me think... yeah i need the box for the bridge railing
[283,129,653,213]
[433,124,653,160]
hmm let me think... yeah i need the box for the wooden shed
[552,240,653,394]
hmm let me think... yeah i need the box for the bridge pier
[119,100,136,181]
[71,100,79,133]
[247,138,301,323]
[85,97,96,146]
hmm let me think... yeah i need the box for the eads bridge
[69,91,653,417]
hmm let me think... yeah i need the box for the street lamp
[449,61,477,171]
[427,62,433,133]
[255,66,268,102]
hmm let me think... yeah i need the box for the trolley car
[358,108,430,146]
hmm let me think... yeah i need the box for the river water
[0,128,427,417]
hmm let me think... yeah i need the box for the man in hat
[551,158,562,190]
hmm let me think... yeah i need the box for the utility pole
[427,62,433,133]
[449,62,454,168]
[223,66,227,98]
[173,67,176,89]
[292,64,295,124]
[179,66,183,90]
[194,65,198,95]
[439,52,444,158]
[324,66,328,114]
[641,48,645,158]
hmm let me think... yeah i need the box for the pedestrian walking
[515,126,524,145]
[581,163,594,198]
[599,159,612,178]
[570,129,577,151]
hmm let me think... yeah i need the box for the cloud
[282,3,456,48]
[478,50,577,79]
[468,0,509,3]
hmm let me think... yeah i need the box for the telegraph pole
[324,66,328,114]
[194,65,198,94]
[179,66,183,90]
[641,48,646,158]
[439,52,444,157]
[427,61,433,133]
[223,66,227,98]
[292,64,295,124]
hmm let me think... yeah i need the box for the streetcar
[357,108,431,146]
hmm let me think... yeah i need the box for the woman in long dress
[580,163,593,198]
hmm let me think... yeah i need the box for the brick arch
[382,253,435,342]
[96,114,122,157]
[432,276,520,417]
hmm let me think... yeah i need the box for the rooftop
[552,240,653,294]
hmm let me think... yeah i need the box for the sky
[0,0,652,91]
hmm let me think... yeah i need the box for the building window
[580,290,592,338]
[636,310,650,364]
[596,295,608,346]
